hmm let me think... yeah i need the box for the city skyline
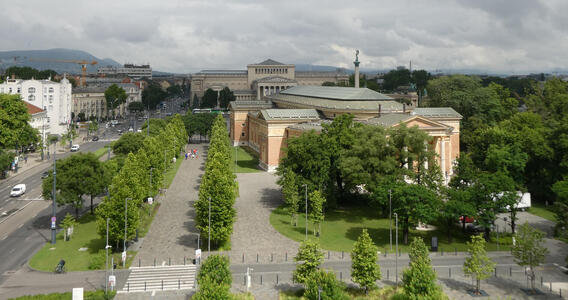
[1,0,567,74]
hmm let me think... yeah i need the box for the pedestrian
[185,152,188,160]
[196,149,198,159]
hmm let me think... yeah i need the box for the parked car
[70,145,80,152]
[41,171,49,179]
[10,184,26,197]
[92,136,99,141]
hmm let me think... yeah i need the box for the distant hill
[0,48,120,75]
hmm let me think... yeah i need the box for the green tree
[0,94,37,149]
[552,179,568,238]
[193,275,231,300]
[4,66,57,80]
[441,190,474,241]
[293,238,324,285]
[351,229,381,294]
[218,87,235,109]
[402,237,443,300]
[111,132,146,156]
[201,88,218,108]
[166,84,183,97]
[512,223,549,293]
[197,255,232,287]
[279,168,300,226]
[0,150,14,175]
[463,234,495,295]
[142,82,167,110]
[128,101,145,113]
[309,190,325,236]
[61,213,77,241]
[304,269,349,300]
[104,84,127,118]
[381,67,410,92]
[88,121,99,136]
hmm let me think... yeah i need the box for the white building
[0,77,72,136]
[98,64,152,79]
[25,102,48,146]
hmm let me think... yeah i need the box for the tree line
[194,114,238,248]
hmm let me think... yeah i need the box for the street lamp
[303,184,308,239]
[124,197,131,268]
[394,212,398,287]
[389,189,392,252]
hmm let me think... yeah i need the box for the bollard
[441,248,444,256]
[162,279,164,290]
[154,257,156,267]
[178,279,180,289]
[541,276,543,287]
[494,267,497,277]
[384,250,387,258]
[127,282,130,292]
[285,252,287,261]
[550,282,552,292]
[271,253,273,262]
[169,257,171,266]
[184,256,186,265]
[244,275,246,285]
[242,253,245,263]
[342,251,344,259]
[145,281,147,291]
[257,254,259,263]
[139,258,141,267]
[277,274,279,285]
[261,275,263,285]
[560,288,562,297]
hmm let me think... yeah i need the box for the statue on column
[355,49,359,62]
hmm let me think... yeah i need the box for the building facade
[72,83,142,119]
[0,77,72,136]
[25,102,48,147]
[190,59,349,103]
[98,64,152,79]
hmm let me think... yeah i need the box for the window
[49,95,54,101]
[28,87,36,93]
[9,88,12,93]
[28,95,35,101]
[17,87,21,93]
[242,123,246,127]
[48,87,54,93]
[241,132,245,137]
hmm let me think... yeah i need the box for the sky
[1,0,567,74]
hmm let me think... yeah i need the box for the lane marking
[1,233,8,240]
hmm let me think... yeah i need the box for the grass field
[9,290,115,300]
[231,146,261,173]
[92,144,110,160]
[528,202,556,222]
[270,205,511,253]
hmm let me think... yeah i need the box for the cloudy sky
[1,0,567,74]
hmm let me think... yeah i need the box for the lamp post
[303,184,308,239]
[389,189,392,252]
[394,212,398,287]
[208,196,211,253]
[105,217,110,295]
[51,148,57,244]
[124,197,131,268]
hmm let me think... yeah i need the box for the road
[0,140,111,285]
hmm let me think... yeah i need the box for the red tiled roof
[26,102,44,115]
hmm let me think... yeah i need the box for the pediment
[392,115,451,131]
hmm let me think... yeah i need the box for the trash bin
[431,236,438,252]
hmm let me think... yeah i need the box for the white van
[10,184,26,197]
[495,191,531,211]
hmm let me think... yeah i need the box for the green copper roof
[412,107,462,118]
[280,86,392,101]
[259,109,320,121]
[365,114,412,127]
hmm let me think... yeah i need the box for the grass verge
[280,285,443,299]
[163,156,183,188]
[9,290,115,300]
[92,144,110,160]
[231,146,261,173]
[528,202,556,222]
[270,205,511,253]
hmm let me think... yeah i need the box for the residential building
[0,76,72,136]
[98,64,152,79]
[25,102,48,148]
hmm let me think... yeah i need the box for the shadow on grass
[345,226,391,244]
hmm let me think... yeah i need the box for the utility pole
[105,217,110,295]
[208,197,211,253]
[51,148,57,244]
[394,212,398,287]
[389,189,392,252]
[303,184,308,239]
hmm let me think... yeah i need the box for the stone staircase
[119,264,197,293]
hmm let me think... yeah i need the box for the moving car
[10,184,26,197]
[41,171,49,179]
[92,136,99,141]
[70,145,80,152]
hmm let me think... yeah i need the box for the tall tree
[402,237,443,300]
[218,87,235,109]
[279,168,300,226]
[197,254,232,287]
[381,67,411,92]
[309,190,325,236]
[200,88,218,108]
[304,269,349,300]
[142,82,167,110]
[463,234,495,295]
[128,101,145,113]
[512,223,549,293]
[351,229,381,294]
[293,238,324,285]
[0,94,38,149]
[105,84,127,118]
[552,179,568,238]
[111,132,146,156]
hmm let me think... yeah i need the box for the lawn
[9,290,115,300]
[528,202,556,222]
[270,205,511,253]
[91,144,110,160]
[231,146,261,173]
[280,286,429,300]
[163,155,184,188]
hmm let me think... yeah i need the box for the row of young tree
[94,115,187,247]
[194,115,238,248]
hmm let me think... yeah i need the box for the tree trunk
[462,217,466,233]
[476,278,481,295]
[403,218,409,244]
[510,211,516,234]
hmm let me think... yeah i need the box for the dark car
[92,136,99,141]
[41,171,49,179]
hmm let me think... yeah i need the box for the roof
[258,109,320,121]
[195,70,248,75]
[288,121,325,132]
[280,86,392,101]
[229,101,273,110]
[268,93,403,112]
[411,107,462,118]
[26,102,45,115]
[365,114,412,127]
[255,59,284,66]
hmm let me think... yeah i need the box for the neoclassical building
[229,85,462,184]
[190,59,349,102]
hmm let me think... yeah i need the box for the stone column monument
[354,49,360,88]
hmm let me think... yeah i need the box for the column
[257,85,261,100]
[440,138,446,184]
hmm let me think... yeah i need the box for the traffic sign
[122,251,127,262]
[195,249,201,260]
[51,216,56,229]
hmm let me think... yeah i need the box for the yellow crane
[29,58,97,87]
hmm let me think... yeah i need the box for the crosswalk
[119,264,197,293]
